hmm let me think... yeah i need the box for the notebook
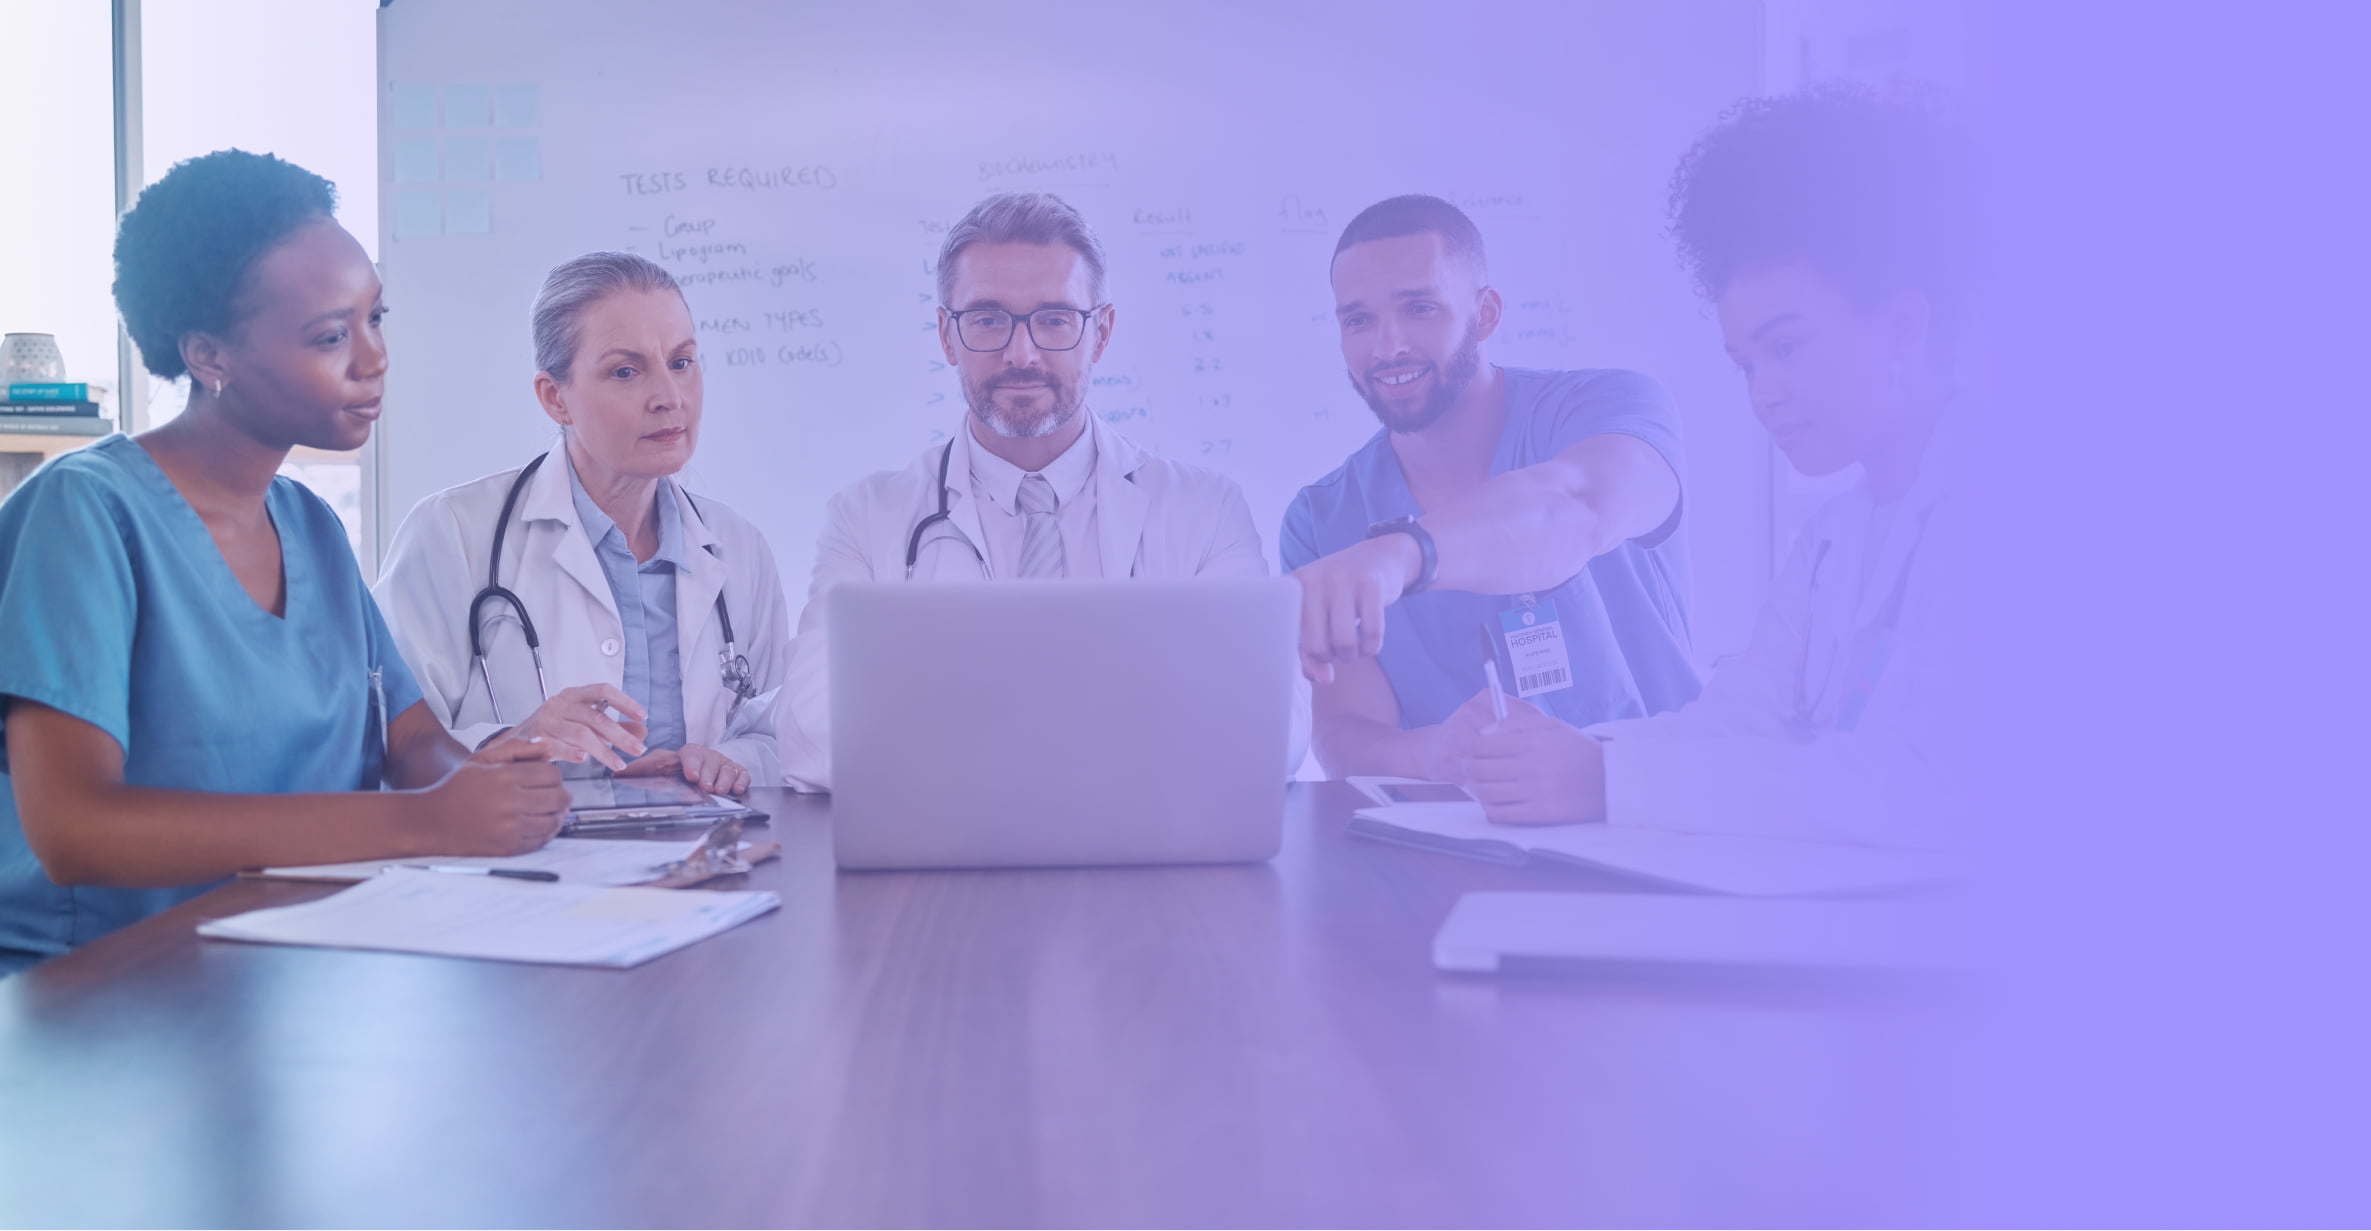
[1346,777,1959,898]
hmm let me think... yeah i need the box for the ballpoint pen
[1480,624,1509,722]
[391,865,561,882]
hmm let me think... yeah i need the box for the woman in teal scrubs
[0,150,603,975]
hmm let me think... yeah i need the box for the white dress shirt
[964,417,1102,577]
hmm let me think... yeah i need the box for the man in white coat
[777,192,1302,790]
[1459,83,1988,850]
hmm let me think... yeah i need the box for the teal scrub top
[1282,366,1702,731]
[0,435,423,975]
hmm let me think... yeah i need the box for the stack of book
[0,382,113,436]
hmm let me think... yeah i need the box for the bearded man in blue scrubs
[1283,195,1700,783]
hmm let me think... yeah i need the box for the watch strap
[1366,516,1438,595]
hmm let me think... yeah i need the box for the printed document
[199,869,778,968]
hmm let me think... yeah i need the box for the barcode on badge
[1517,666,1570,692]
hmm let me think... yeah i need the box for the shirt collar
[1359,365,1521,515]
[1837,408,1965,528]
[964,414,1098,513]
[563,446,689,569]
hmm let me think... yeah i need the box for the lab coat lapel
[1091,418,1150,579]
[929,433,993,580]
[1846,429,1959,636]
[1847,514,1920,635]
[1799,524,1855,713]
[517,449,619,622]
[674,484,728,676]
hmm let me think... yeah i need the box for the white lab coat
[373,454,795,786]
[1588,427,1992,850]
[777,414,1310,790]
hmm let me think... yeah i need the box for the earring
[213,379,225,396]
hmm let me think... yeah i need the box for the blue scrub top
[1281,366,1702,731]
[0,435,423,975]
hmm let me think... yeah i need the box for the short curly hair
[112,149,340,380]
[1666,81,1973,342]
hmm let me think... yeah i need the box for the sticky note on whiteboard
[445,189,492,234]
[392,137,439,184]
[394,190,441,238]
[495,82,540,127]
[495,136,541,182]
[443,135,491,182]
[390,82,438,130]
[443,82,492,128]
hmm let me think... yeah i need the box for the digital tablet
[561,775,765,833]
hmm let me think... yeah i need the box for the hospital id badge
[1498,600,1575,698]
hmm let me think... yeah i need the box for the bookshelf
[0,431,102,502]
[0,432,361,503]
[0,431,107,462]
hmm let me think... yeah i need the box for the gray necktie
[1015,472,1066,579]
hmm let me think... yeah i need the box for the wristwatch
[1365,516,1438,595]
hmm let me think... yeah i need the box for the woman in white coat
[1458,83,1984,849]
[375,253,793,795]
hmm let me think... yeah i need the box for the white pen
[390,864,559,882]
[1480,625,1509,722]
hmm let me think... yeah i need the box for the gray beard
[970,387,1081,440]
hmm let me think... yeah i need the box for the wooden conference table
[0,785,1951,1227]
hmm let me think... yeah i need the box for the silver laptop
[828,578,1299,870]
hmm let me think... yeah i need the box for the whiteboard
[374,0,1770,660]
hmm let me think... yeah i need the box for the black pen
[392,864,561,882]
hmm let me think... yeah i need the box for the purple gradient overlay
[4,1,2366,1224]
[1941,1,2370,1222]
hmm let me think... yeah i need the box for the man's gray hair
[531,251,683,383]
[936,192,1107,305]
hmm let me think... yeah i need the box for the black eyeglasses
[946,304,1106,352]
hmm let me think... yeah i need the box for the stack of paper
[1346,777,1958,897]
[198,870,778,968]
[252,836,710,886]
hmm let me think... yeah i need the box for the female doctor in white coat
[375,253,793,795]
[1456,83,1984,848]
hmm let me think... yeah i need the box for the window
[0,4,116,497]
[138,0,380,561]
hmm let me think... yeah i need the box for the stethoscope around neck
[467,451,757,725]
[903,438,988,580]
